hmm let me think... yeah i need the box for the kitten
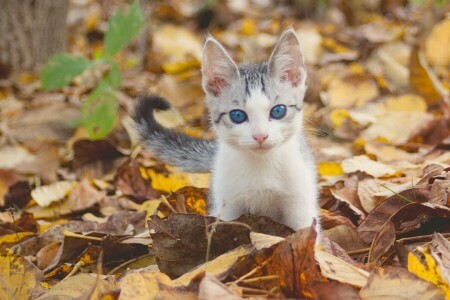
[133,28,318,230]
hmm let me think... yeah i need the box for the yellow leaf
[384,94,427,112]
[153,25,202,61]
[425,18,450,68]
[410,46,449,104]
[240,18,257,36]
[329,108,349,128]
[162,58,200,74]
[408,247,450,299]
[173,245,252,286]
[145,168,189,193]
[0,248,42,299]
[326,76,379,108]
[317,162,344,177]
[0,232,34,245]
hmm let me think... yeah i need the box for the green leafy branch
[41,1,144,139]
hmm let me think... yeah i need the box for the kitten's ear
[202,37,239,97]
[268,28,306,87]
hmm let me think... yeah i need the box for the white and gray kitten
[134,28,318,230]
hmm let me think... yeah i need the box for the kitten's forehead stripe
[239,64,268,99]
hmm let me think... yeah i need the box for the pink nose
[253,134,268,144]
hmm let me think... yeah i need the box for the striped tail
[133,95,216,173]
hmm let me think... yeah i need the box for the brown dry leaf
[3,180,32,210]
[7,101,79,144]
[158,186,208,217]
[360,266,444,300]
[341,155,397,178]
[31,180,74,207]
[198,273,243,300]
[0,248,43,299]
[315,249,369,287]
[357,188,430,243]
[322,225,368,252]
[357,178,413,213]
[116,161,159,203]
[119,270,197,299]
[36,273,117,300]
[36,242,61,270]
[68,179,106,212]
[72,139,126,168]
[174,245,253,286]
[0,170,20,206]
[14,145,60,182]
[266,224,325,298]
[310,281,361,300]
[368,220,396,263]
[148,214,291,277]
[432,232,450,271]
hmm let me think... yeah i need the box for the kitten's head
[201,28,307,152]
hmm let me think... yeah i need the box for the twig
[239,275,279,284]
[240,286,270,295]
[346,233,450,256]
[231,256,273,285]
[63,261,85,280]
[160,195,177,213]
[63,230,102,241]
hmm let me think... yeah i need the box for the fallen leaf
[0,248,43,299]
[119,270,197,299]
[357,188,429,243]
[410,47,449,104]
[368,220,396,263]
[174,245,253,286]
[35,273,117,300]
[362,112,434,145]
[148,213,291,277]
[425,18,450,68]
[0,146,35,169]
[31,181,74,207]
[250,232,285,250]
[315,249,369,287]
[116,161,159,203]
[360,266,444,300]
[342,155,397,178]
[198,273,243,300]
[318,162,344,177]
[326,75,379,108]
[322,225,368,252]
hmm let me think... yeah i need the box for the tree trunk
[0,0,70,71]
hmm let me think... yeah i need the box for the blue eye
[270,105,287,119]
[229,110,247,124]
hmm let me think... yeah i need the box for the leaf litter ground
[1,1,450,299]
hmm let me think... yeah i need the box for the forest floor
[1,0,450,299]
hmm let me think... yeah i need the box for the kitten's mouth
[251,144,273,152]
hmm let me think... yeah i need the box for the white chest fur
[210,135,318,230]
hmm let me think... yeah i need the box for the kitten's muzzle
[253,133,268,145]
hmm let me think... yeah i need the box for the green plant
[41,1,144,139]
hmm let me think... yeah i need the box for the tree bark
[0,0,70,70]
